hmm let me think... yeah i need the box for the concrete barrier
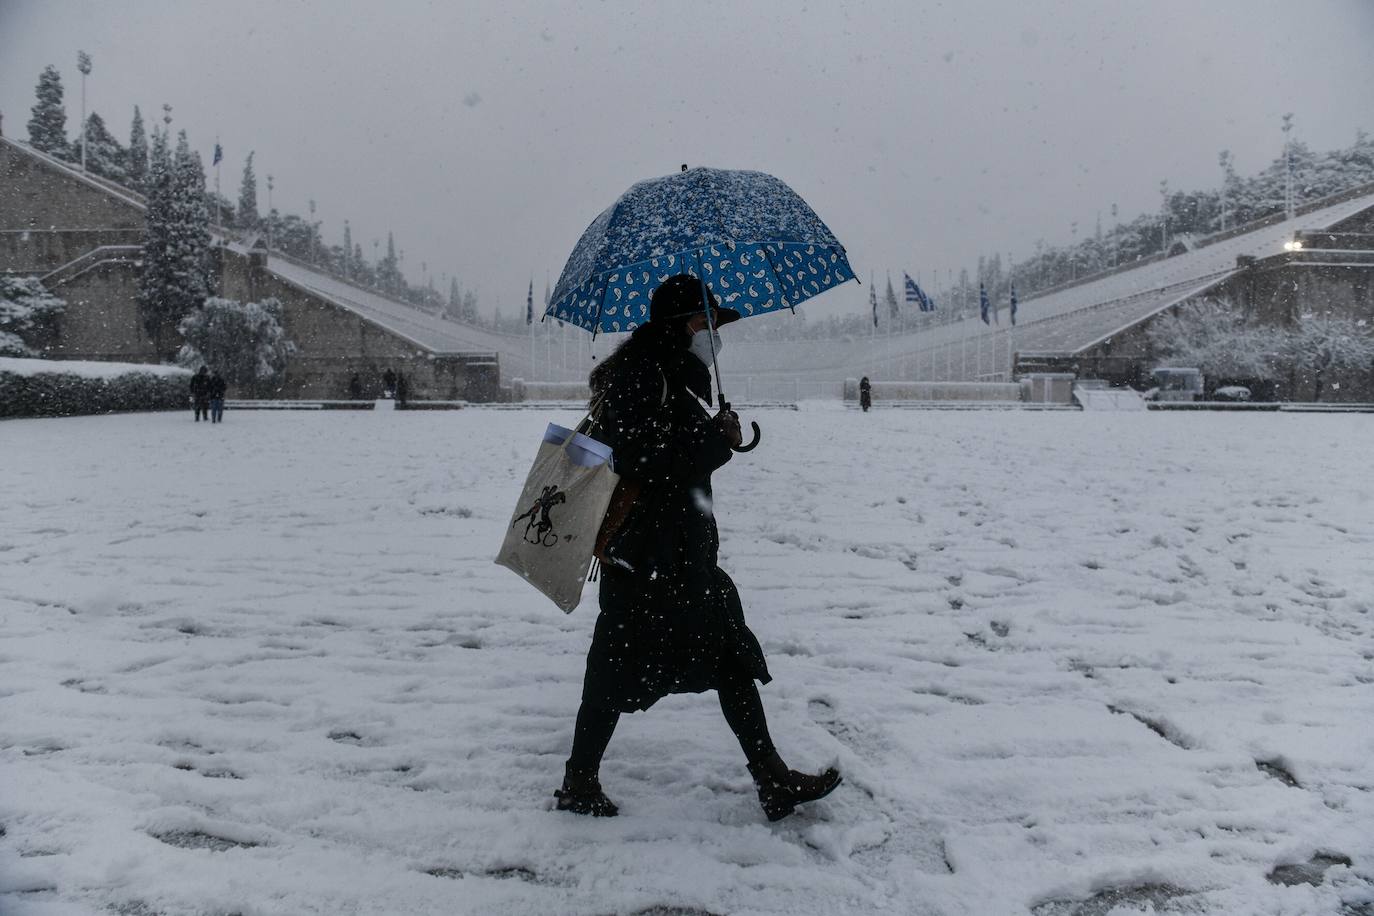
[844,379,1022,402]
[511,379,592,402]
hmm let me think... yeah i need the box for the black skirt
[580,564,772,713]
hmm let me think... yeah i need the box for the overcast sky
[3,0,1372,319]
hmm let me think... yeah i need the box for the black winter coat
[189,372,210,400]
[580,348,770,713]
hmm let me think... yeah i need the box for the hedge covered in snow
[0,357,192,419]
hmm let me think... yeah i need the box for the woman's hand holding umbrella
[714,405,743,449]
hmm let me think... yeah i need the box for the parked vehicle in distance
[1148,367,1204,402]
[1212,385,1252,402]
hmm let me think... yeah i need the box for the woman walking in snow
[556,274,841,821]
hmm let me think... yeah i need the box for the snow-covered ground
[2,406,1372,916]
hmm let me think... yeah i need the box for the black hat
[649,274,741,327]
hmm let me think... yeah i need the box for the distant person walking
[189,366,211,422]
[382,368,397,398]
[348,373,363,400]
[395,371,409,406]
[859,376,872,413]
[208,371,226,423]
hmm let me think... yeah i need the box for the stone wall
[0,139,144,231]
[0,228,144,274]
[217,250,496,400]
[1075,255,1374,400]
[45,259,163,362]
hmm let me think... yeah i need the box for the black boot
[747,752,842,821]
[554,764,619,817]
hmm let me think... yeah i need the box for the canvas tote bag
[495,400,619,612]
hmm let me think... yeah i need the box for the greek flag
[979,282,990,324]
[1010,283,1018,326]
[212,143,222,166]
[904,272,935,312]
[903,272,921,306]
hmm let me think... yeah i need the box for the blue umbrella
[548,166,856,335]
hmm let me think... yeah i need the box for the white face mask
[688,329,724,366]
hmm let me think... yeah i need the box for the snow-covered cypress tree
[448,278,461,318]
[27,65,68,156]
[138,126,176,352]
[137,129,212,356]
[237,151,259,230]
[884,275,899,321]
[128,106,148,191]
[79,112,128,183]
[380,232,400,292]
[169,130,214,306]
[342,221,352,279]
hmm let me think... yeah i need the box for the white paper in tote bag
[494,422,619,612]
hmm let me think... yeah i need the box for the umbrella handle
[721,401,761,452]
[734,420,761,453]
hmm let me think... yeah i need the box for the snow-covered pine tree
[461,291,478,324]
[448,278,461,319]
[128,106,148,191]
[237,151,259,230]
[27,65,69,157]
[884,275,898,321]
[0,277,66,356]
[177,296,295,395]
[78,112,128,183]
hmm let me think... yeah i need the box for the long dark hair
[588,317,690,400]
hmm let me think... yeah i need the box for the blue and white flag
[526,279,534,325]
[1009,283,1018,326]
[904,272,935,312]
[903,272,921,307]
[212,143,222,166]
[979,282,990,325]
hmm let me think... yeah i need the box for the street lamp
[1282,113,1296,221]
[1283,238,1304,253]
[266,174,274,249]
[77,51,91,172]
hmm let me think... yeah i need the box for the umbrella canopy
[548,167,856,334]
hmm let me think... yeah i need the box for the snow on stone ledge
[0,357,192,379]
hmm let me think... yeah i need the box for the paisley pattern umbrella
[548,167,856,334]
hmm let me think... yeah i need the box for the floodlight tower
[77,51,91,172]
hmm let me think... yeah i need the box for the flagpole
[213,137,223,238]
[961,280,969,381]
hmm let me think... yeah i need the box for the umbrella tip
[681,163,688,172]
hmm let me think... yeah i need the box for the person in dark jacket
[556,273,841,822]
[382,368,397,398]
[189,366,211,422]
[859,376,872,413]
[208,371,227,423]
